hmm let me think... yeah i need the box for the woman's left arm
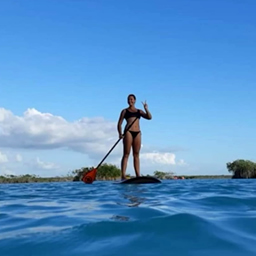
[140,101,152,120]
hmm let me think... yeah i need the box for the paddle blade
[82,168,97,184]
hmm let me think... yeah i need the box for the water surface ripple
[1,179,256,256]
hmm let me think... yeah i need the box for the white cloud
[140,152,176,165]
[30,157,60,170]
[16,154,23,162]
[0,151,8,163]
[0,107,117,158]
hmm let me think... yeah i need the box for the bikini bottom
[128,130,141,139]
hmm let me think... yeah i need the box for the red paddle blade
[82,168,97,184]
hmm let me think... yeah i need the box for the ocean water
[1,179,256,256]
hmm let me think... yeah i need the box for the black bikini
[128,130,140,138]
[124,109,141,138]
[124,109,141,119]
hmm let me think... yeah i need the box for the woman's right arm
[117,109,126,138]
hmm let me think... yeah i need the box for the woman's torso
[124,108,141,131]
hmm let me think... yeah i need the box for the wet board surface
[114,176,161,184]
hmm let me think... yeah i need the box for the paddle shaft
[96,117,138,169]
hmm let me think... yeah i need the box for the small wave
[1,213,255,256]
[1,180,256,256]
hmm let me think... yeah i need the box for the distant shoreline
[0,175,232,184]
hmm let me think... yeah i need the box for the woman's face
[128,95,135,106]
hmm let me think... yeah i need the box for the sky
[0,0,255,177]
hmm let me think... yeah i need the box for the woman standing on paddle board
[117,94,152,180]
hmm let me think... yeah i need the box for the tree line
[1,159,255,184]
[72,159,256,180]
[72,165,183,181]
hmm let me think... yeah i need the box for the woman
[117,94,152,180]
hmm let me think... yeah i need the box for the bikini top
[124,109,141,120]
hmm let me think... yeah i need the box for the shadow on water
[109,183,166,222]
[117,185,149,207]
[109,185,151,222]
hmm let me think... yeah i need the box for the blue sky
[0,0,255,177]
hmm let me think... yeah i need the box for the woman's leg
[121,132,133,179]
[132,132,141,177]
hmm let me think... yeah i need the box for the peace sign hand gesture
[142,100,148,110]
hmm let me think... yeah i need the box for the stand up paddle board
[115,176,161,184]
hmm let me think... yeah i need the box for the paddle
[82,116,138,184]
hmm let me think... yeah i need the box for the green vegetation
[182,175,231,179]
[72,163,121,181]
[72,166,93,181]
[0,174,73,184]
[1,159,255,184]
[227,159,256,179]
[153,171,231,179]
[154,171,175,179]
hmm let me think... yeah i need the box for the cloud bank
[0,107,116,155]
[0,108,186,170]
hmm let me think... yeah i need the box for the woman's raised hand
[141,100,148,110]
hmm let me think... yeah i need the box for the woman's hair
[127,94,136,100]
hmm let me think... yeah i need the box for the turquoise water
[1,179,256,256]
